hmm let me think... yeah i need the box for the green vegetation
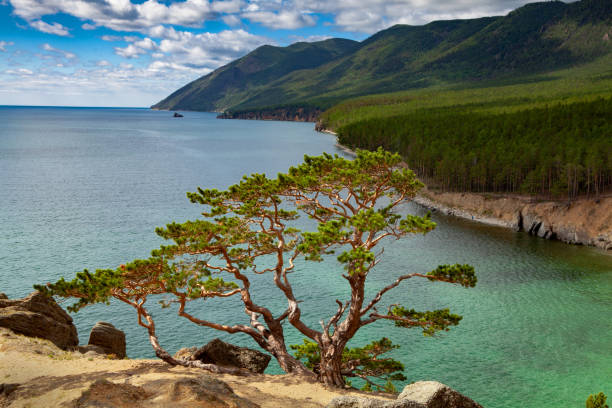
[587,392,609,408]
[152,38,359,112]
[291,337,406,392]
[336,97,612,198]
[37,149,476,389]
[153,0,611,114]
[318,46,612,199]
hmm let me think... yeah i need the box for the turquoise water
[0,107,610,407]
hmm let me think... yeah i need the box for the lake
[0,106,610,407]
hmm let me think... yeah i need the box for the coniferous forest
[337,98,612,199]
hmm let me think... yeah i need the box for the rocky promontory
[0,293,482,408]
[415,189,612,250]
[218,107,321,122]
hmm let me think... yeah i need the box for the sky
[0,0,535,107]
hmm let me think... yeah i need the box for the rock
[0,291,78,350]
[73,376,260,408]
[173,112,184,117]
[77,344,107,355]
[173,346,197,360]
[177,338,271,374]
[326,396,390,408]
[326,381,482,408]
[88,321,126,358]
[398,381,482,408]
[0,293,7,300]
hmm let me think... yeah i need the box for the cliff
[218,107,321,122]
[415,189,612,250]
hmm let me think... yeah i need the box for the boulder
[398,381,482,408]
[88,321,126,358]
[173,346,198,360]
[326,396,390,408]
[174,338,271,373]
[326,381,482,408]
[77,344,107,355]
[0,291,78,350]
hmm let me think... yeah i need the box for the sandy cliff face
[415,190,612,250]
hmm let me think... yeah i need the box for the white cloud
[0,41,14,51]
[101,35,122,41]
[289,34,332,43]
[154,29,268,70]
[211,0,242,14]
[8,0,531,38]
[242,9,315,30]
[10,0,218,33]
[295,0,526,32]
[5,68,34,75]
[221,14,240,26]
[0,62,192,106]
[42,43,76,59]
[29,19,70,36]
[96,59,111,66]
[114,43,151,58]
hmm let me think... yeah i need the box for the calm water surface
[0,107,610,407]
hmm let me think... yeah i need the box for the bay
[0,106,610,407]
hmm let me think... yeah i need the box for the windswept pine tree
[38,149,476,388]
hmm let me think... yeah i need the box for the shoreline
[317,127,611,251]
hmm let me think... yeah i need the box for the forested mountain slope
[153,0,612,114]
[151,38,359,112]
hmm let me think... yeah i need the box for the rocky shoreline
[415,189,612,251]
[218,107,320,122]
[313,125,611,251]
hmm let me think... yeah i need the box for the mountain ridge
[152,0,612,115]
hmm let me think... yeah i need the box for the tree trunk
[319,346,345,387]
[271,345,315,377]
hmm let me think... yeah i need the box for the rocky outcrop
[218,107,321,122]
[174,338,271,373]
[397,381,482,408]
[73,375,260,408]
[326,381,482,408]
[0,291,78,350]
[88,321,127,358]
[415,190,612,250]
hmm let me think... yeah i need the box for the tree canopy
[38,148,476,388]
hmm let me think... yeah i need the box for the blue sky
[0,0,531,107]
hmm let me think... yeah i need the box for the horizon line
[0,104,150,109]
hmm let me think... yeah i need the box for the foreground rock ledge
[88,321,126,358]
[0,291,78,350]
[174,338,271,373]
[327,381,482,408]
[10,327,492,407]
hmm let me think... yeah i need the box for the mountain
[151,38,359,112]
[152,0,612,115]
